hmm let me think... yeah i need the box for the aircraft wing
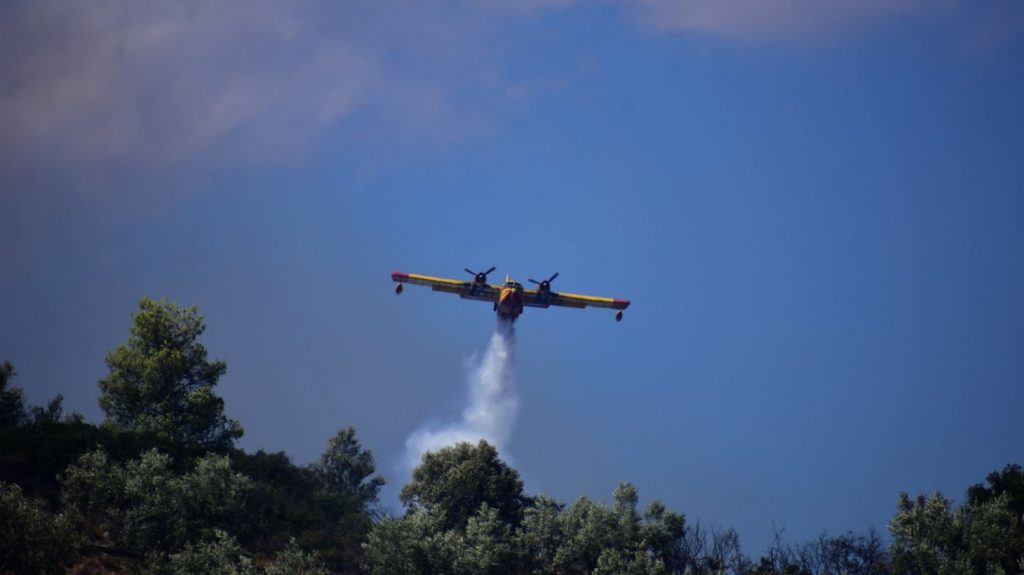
[392,272,500,302]
[523,289,631,311]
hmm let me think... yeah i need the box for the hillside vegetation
[2,297,1021,574]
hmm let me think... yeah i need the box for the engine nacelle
[395,283,403,295]
[615,310,623,322]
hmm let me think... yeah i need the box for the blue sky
[2,0,1023,553]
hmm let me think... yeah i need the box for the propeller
[465,267,496,284]
[528,272,559,293]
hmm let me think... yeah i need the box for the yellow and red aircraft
[391,267,631,322]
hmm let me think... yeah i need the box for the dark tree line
[1,299,376,574]
[1,297,1022,574]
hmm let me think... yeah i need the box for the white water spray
[405,320,518,468]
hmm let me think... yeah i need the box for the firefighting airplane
[391,267,631,322]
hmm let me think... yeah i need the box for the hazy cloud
[5,0,1018,176]
[1,0,577,278]
[3,0,1020,279]
[0,0,579,174]
[0,2,368,168]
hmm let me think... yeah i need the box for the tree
[28,393,83,425]
[516,495,565,574]
[362,507,458,575]
[0,361,26,428]
[304,427,385,572]
[179,453,255,543]
[401,441,526,531]
[705,527,749,575]
[164,530,254,575]
[593,483,667,575]
[454,504,517,575]
[968,464,1024,526]
[264,538,329,575]
[61,448,252,555]
[889,491,961,575]
[552,496,618,572]
[315,427,385,512]
[960,494,1022,575]
[640,499,687,573]
[60,449,127,539]
[550,483,687,575]
[381,448,694,575]
[98,297,242,452]
[227,449,321,552]
[0,362,106,506]
[0,481,81,575]
[888,479,1024,575]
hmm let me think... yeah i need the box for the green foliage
[59,437,378,573]
[642,500,687,571]
[552,496,619,571]
[961,494,1023,574]
[361,514,427,574]
[362,508,456,575]
[291,427,384,572]
[60,448,126,538]
[263,538,329,575]
[0,364,109,513]
[363,503,521,575]
[228,448,321,549]
[0,481,81,575]
[400,440,526,531]
[29,393,83,425]
[61,448,252,555]
[218,431,385,573]
[549,483,686,575]
[370,448,690,575]
[969,464,1024,528]
[455,503,517,575]
[180,452,255,539]
[8,299,1024,575]
[889,491,958,574]
[889,485,1024,575]
[0,361,26,428]
[98,297,242,452]
[516,495,565,573]
[0,394,104,504]
[595,548,664,575]
[161,530,254,575]
[316,427,385,511]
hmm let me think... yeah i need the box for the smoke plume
[405,319,519,468]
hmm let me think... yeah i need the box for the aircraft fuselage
[496,283,525,321]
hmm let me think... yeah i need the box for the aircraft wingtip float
[391,267,631,322]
